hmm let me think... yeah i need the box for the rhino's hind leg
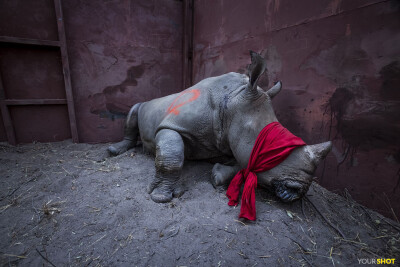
[108,103,141,156]
[148,129,184,203]
[211,163,241,188]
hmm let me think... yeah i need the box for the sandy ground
[0,140,399,267]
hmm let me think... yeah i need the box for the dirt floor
[0,140,399,267]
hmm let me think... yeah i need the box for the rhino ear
[247,50,267,93]
[307,141,332,165]
[267,81,282,99]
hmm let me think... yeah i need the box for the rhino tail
[125,102,142,133]
[108,102,142,156]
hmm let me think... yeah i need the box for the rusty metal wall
[0,45,66,100]
[62,0,183,143]
[193,0,400,218]
[0,0,183,144]
[0,0,71,143]
[0,0,59,41]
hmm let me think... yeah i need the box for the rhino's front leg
[211,163,241,187]
[147,129,185,203]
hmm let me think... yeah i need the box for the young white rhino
[109,51,332,206]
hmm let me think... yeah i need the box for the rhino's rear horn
[267,81,282,99]
[247,50,267,93]
[308,141,332,165]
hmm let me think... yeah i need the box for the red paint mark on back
[167,89,200,115]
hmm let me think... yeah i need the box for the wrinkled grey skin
[109,51,332,204]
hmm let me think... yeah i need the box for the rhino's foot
[211,163,241,188]
[108,139,135,156]
[211,166,225,188]
[151,187,173,203]
[148,182,184,203]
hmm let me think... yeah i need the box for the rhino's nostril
[285,180,304,190]
[274,183,303,202]
[274,180,304,202]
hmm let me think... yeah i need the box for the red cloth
[226,122,306,220]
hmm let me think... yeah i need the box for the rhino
[109,51,332,205]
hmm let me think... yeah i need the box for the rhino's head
[261,142,332,202]
[227,51,332,202]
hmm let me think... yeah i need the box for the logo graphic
[358,258,396,265]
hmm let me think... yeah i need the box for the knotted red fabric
[226,121,306,220]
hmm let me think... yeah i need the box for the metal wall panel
[9,105,71,143]
[0,0,78,144]
[0,0,58,41]
[1,0,184,144]
[0,45,65,100]
[62,0,183,143]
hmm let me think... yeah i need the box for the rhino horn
[267,81,282,99]
[247,50,267,93]
[307,141,332,165]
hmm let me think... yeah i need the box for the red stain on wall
[166,89,200,115]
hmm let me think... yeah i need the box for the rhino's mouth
[272,180,309,202]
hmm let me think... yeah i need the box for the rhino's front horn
[307,141,332,165]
